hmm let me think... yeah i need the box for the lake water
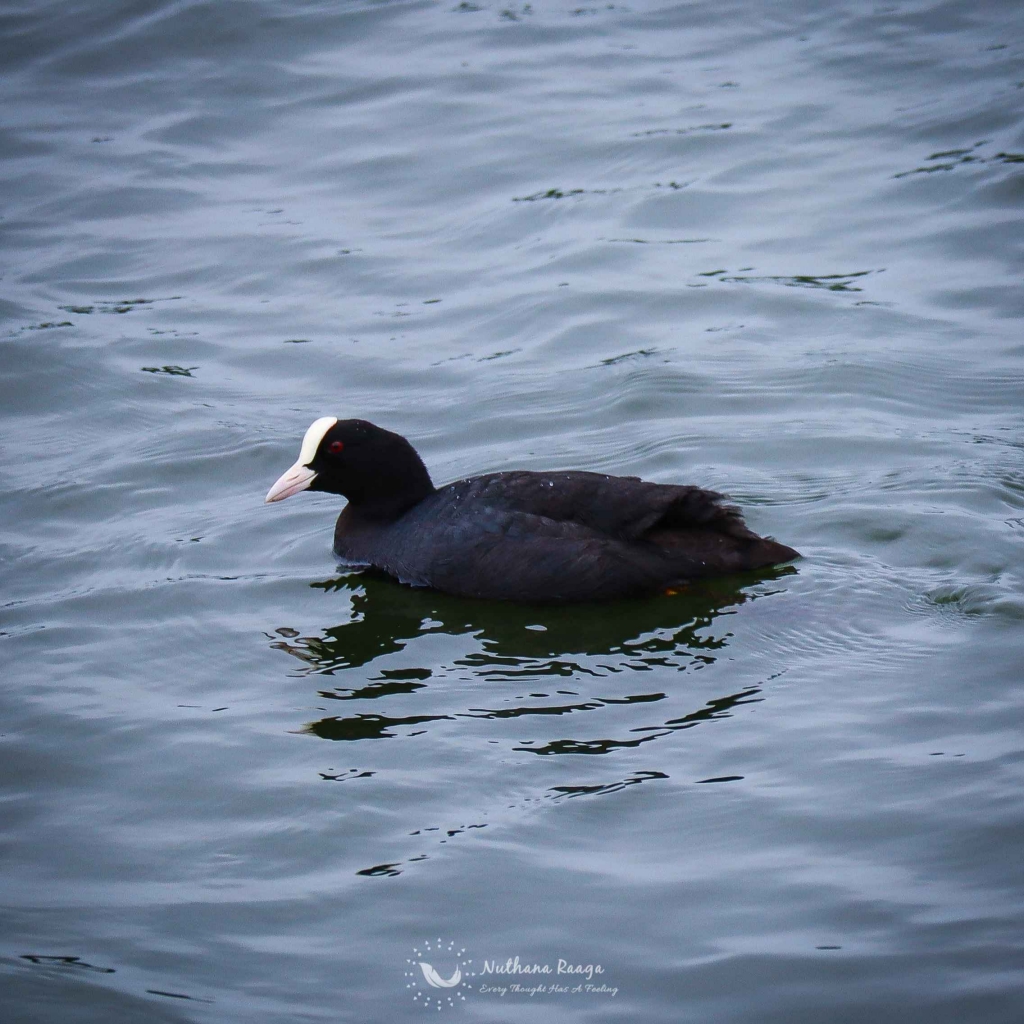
[2,0,1023,1021]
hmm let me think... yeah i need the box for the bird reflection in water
[266,568,795,749]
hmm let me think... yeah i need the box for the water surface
[2,0,1023,1021]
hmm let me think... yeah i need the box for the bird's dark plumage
[266,418,799,603]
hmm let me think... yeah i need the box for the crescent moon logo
[405,939,473,1010]
[418,962,462,988]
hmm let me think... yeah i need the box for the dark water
[2,0,1023,1021]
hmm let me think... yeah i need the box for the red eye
[328,440,344,454]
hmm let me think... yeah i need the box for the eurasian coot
[266,417,799,602]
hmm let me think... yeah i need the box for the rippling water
[2,0,1023,1021]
